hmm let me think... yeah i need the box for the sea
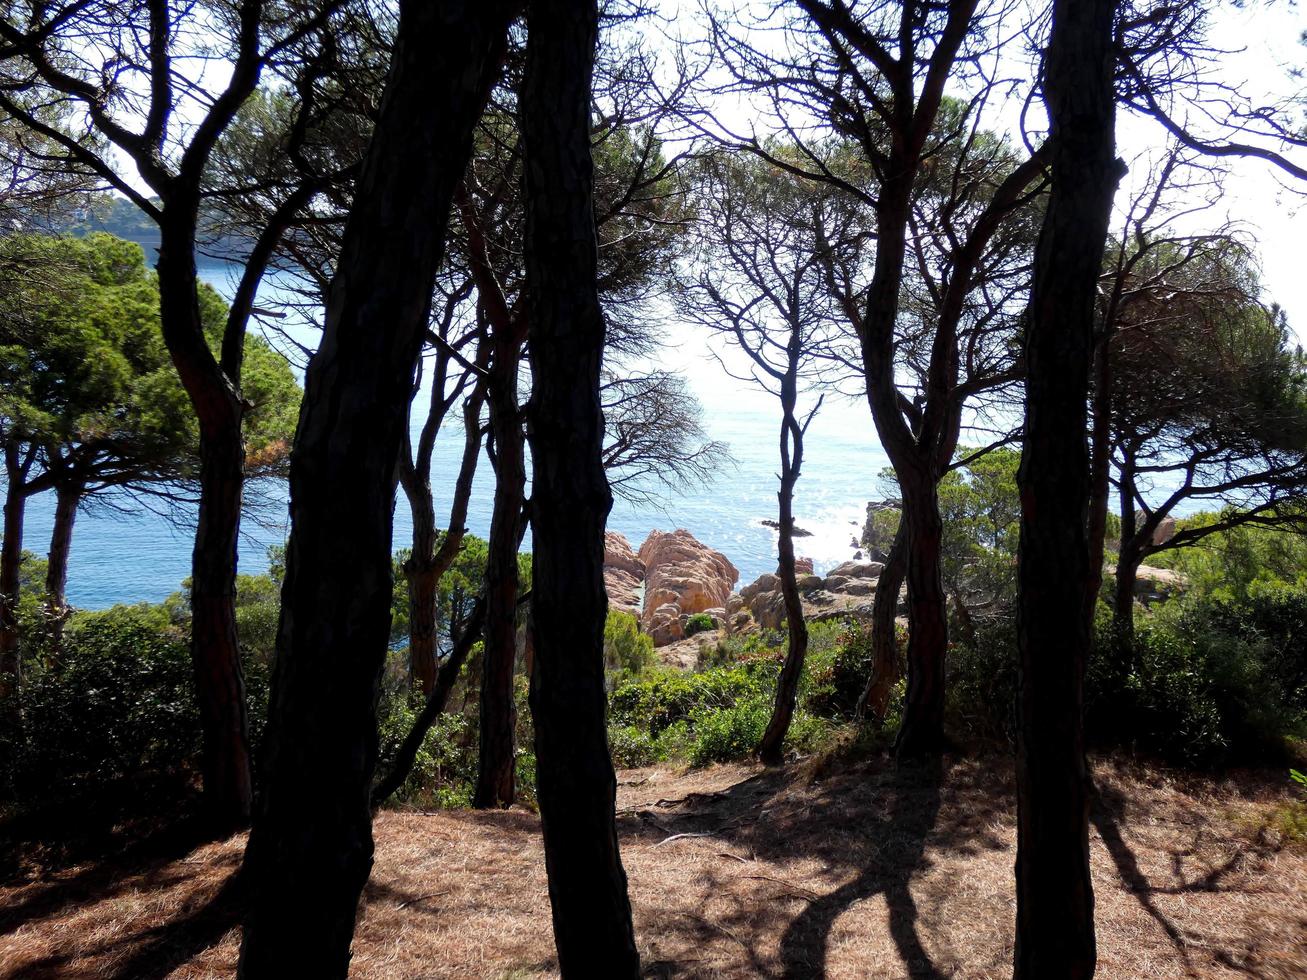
[18,257,892,610]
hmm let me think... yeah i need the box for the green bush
[375,692,476,809]
[604,611,656,681]
[947,616,1018,741]
[1,604,199,801]
[803,619,876,719]
[690,698,770,764]
[609,659,777,736]
[684,613,716,637]
[608,724,665,767]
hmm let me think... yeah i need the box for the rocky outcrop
[603,532,644,617]
[639,529,739,646]
[1150,516,1177,547]
[860,500,901,561]
[1134,564,1187,603]
[729,559,892,632]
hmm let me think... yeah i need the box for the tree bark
[1013,0,1120,976]
[404,374,487,694]
[861,519,907,722]
[474,331,525,809]
[895,470,949,759]
[1085,327,1114,627]
[758,384,809,766]
[237,2,513,974]
[373,597,488,809]
[404,448,440,694]
[521,0,640,971]
[156,211,253,833]
[1112,455,1139,641]
[0,442,29,699]
[44,478,82,653]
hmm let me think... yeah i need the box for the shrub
[609,660,777,736]
[608,724,664,768]
[604,611,656,681]
[803,619,876,719]
[374,693,476,809]
[690,699,770,765]
[1,604,199,802]
[685,612,716,637]
[947,616,1018,741]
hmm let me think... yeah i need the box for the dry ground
[2,753,1304,979]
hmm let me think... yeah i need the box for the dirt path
[2,754,1303,978]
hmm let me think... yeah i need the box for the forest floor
[2,751,1304,979]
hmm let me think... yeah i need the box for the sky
[99,0,1307,428]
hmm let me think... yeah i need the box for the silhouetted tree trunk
[373,596,488,808]
[405,479,440,692]
[1013,0,1120,975]
[401,371,487,694]
[157,209,253,832]
[861,521,906,722]
[521,0,640,971]
[758,356,812,766]
[1085,328,1114,626]
[237,2,514,974]
[895,467,949,758]
[44,477,82,653]
[1112,452,1140,641]
[0,441,32,698]
[475,327,525,809]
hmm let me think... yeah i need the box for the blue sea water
[18,259,891,610]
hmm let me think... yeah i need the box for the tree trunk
[521,0,640,971]
[1112,457,1138,642]
[405,376,487,693]
[237,2,513,974]
[1013,0,1119,976]
[0,443,28,699]
[758,405,809,766]
[474,334,524,809]
[188,407,253,832]
[156,207,253,833]
[861,519,907,722]
[373,596,488,808]
[404,461,440,693]
[895,470,949,760]
[44,479,82,653]
[1085,328,1113,626]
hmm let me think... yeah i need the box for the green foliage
[689,699,770,765]
[938,448,1021,604]
[802,619,876,719]
[375,681,478,810]
[606,624,864,768]
[604,611,656,681]
[607,724,667,768]
[609,659,777,736]
[1152,517,1307,603]
[391,534,520,652]
[0,232,299,511]
[944,584,1307,765]
[684,612,716,637]
[947,617,1020,741]
[869,448,1022,608]
[1,604,198,801]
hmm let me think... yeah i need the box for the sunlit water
[19,258,892,609]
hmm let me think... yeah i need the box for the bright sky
[106,2,1304,360]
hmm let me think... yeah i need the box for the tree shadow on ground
[0,783,219,938]
[775,758,944,979]
[3,854,245,980]
[621,750,1004,979]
